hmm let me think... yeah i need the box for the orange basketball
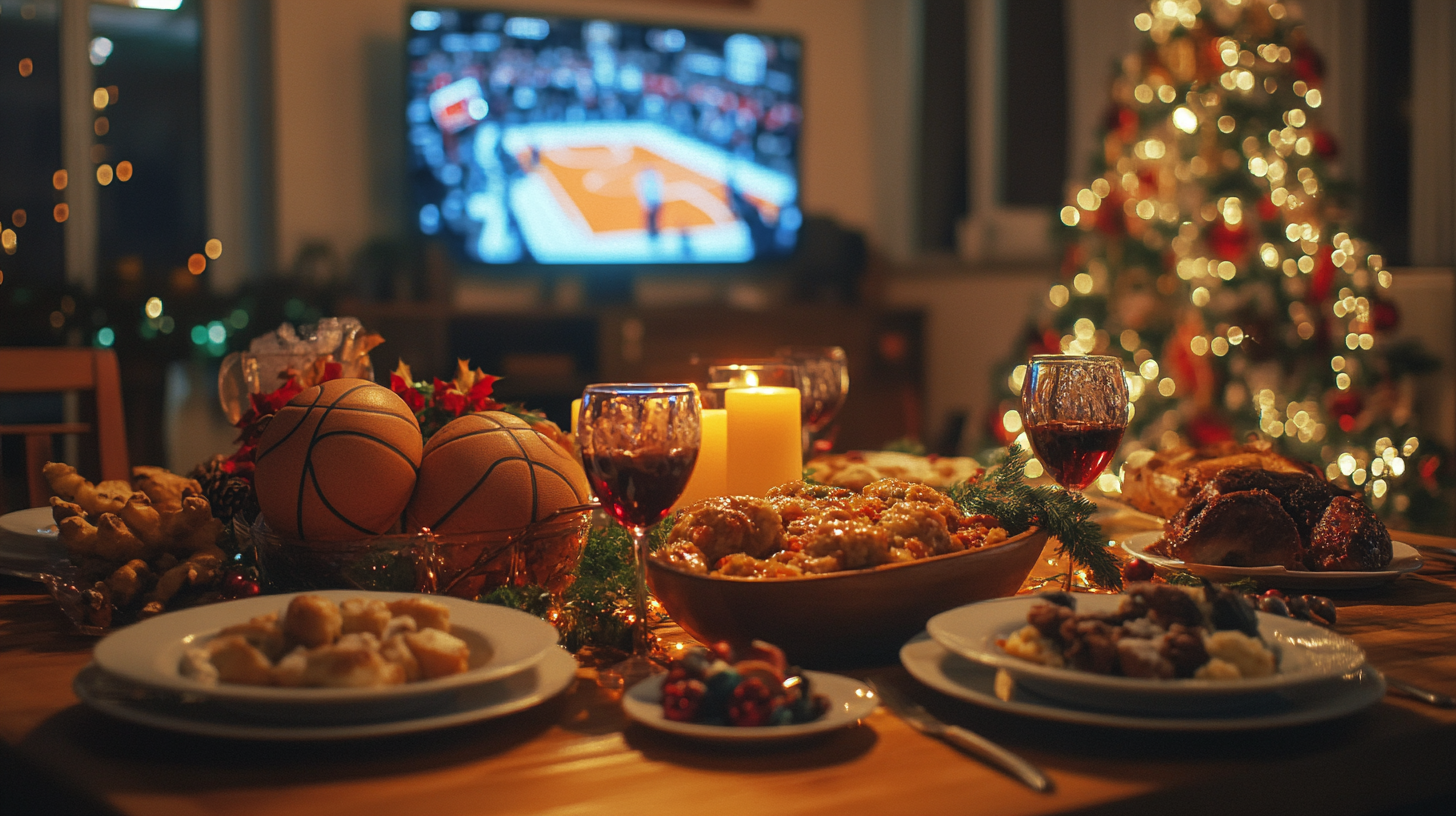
[253,378,422,540]
[406,411,591,533]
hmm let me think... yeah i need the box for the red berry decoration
[662,678,707,722]
[1121,557,1155,583]
[727,677,777,727]
[221,571,261,600]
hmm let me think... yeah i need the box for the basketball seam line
[256,388,326,463]
[312,430,421,472]
[306,460,379,536]
[297,382,375,539]
[424,424,535,455]
[501,418,541,523]
[429,456,515,529]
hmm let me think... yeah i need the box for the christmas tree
[994,0,1447,530]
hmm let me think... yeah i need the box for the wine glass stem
[630,525,651,658]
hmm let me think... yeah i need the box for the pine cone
[190,454,230,498]
[212,477,260,524]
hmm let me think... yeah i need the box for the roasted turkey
[1155,467,1392,572]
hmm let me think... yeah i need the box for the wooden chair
[0,348,129,509]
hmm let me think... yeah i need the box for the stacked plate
[0,507,63,579]
[902,594,1386,730]
[75,590,577,740]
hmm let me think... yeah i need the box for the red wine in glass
[577,383,701,687]
[1024,419,1126,491]
[587,449,698,529]
[1019,355,1130,589]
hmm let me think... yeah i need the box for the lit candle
[726,386,802,497]
[673,408,727,510]
[570,398,582,437]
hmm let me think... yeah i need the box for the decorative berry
[1261,589,1286,600]
[663,678,707,722]
[220,572,261,600]
[727,676,777,727]
[1121,557,1155,583]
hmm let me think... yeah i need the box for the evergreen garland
[948,445,1123,590]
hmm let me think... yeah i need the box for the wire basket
[245,505,595,599]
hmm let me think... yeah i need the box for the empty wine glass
[1019,355,1129,589]
[577,384,701,686]
[776,346,849,456]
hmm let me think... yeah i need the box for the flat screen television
[405,7,803,267]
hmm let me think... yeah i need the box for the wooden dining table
[2,527,1454,816]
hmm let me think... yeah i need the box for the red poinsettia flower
[432,378,468,416]
[248,377,302,419]
[390,373,426,413]
[465,374,502,412]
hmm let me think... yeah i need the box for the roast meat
[1158,467,1391,572]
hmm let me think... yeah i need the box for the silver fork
[871,679,1054,793]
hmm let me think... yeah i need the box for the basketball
[253,378,422,541]
[406,411,591,533]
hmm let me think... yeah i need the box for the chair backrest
[0,348,129,509]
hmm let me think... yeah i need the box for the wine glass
[776,346,849,456]
[1019,355,1129,589]
[577,384,701,686]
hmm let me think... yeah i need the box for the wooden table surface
[2,533,1455,816]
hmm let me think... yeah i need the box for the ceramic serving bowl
[247,505,594,599]
[647,526,1048,667]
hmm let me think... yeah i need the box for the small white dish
[93,590,559,712]
[1121,531,1425,590]
[0,507,63,578]
[926,594,1365,714]
[73,646,578,740]
[622,670,877,740]
[901,634,1385,731]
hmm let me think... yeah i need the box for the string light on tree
[994,0,1449,529]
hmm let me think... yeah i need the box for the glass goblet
[1019,354,1129,588]
[577,383,701,686]
[776,346,849,456]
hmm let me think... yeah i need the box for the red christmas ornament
[1185,411,1235,446]
[1257,194,1279,222]
[1329,390,1363,430]
[1307,245,1336,303]
[1206,220,1249,261]
[1372,298,1400,331]
[1097,191,1128,237]
[1312,130,1339,159]
[1104,106,1138,143]
[1291,47,1325,84]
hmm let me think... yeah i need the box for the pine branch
[951,445,1122,590]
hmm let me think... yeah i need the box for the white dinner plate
[622,670,877,741]
[1087,493,1165,531]
[93,590,559,714]
[900,634,1385,731]
[1121,531,1425,590]
[926,594,1365,714]
[73,646,578,740]
[0,507,63,578]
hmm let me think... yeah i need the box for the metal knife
[1385,675,1456,708]
[871,680,1054,793]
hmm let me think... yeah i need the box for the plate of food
[1123,462,1421,589]
[805,451,981,491]
[925,584,1366,713]
[74,646,578,740]
[899,634,1385,731]
[1122,532,1424,590]
[92,590,559,716]
[621,642,876,741]
[0,507,63,577]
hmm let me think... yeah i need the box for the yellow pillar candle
[672,408,727,510]
[726,386,802,497]
[570,398,582,437]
